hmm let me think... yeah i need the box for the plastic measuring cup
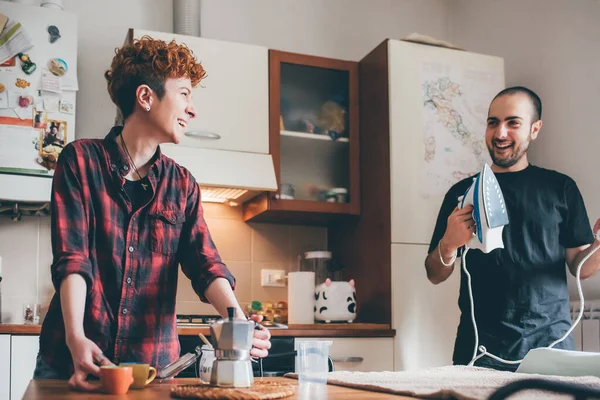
[295,340,332,397]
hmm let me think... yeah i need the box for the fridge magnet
[43,96,59,112]
[0,117,50,176]
[15,78,30,89]
[40,71,61,93]
[37,142,62,171]
[42,119,66,147]
[37,119,67,170]
[0,13,7,32]
[0,56,16,67]
[47,25,61,43]
[0,83,5,93]
[59,99,73,114]
[33,108,48,129]
[18,95,32,108]
[17,53,37,75]
[48,58,67,77]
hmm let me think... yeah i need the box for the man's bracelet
[438,238,457,267]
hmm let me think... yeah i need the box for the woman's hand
[248,314,271,358]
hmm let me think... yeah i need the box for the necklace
[120,134,148,191]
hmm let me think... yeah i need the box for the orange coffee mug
[100,366,133,394]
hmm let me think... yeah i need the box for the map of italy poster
[422,62,503,196]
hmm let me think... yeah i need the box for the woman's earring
[146,106,151,112]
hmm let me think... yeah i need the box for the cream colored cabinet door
[391,243,460,371]
[0,335,9,400]
[388,39,505,245]
[131,30,269,154]
[10,336,39,400]
[295,337,394,372]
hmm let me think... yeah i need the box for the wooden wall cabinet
[243,50,360,224]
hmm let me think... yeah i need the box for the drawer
[295,337,394,372]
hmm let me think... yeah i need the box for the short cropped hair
[105,35,206,120]
[492,86,542,122]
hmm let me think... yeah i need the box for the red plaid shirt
[39,126,235,376]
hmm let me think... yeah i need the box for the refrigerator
[0,1,77,205]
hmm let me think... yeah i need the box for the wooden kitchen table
[22,377,414,399]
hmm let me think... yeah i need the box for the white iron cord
[463,239,600,366]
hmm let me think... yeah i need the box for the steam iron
[517,348,600,378]
[459,163,509,253]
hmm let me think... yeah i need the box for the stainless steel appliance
[169,313,296,379]
[209,307,255,387]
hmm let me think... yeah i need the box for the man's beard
[488,134,531,168]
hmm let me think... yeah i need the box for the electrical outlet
[261,269,286,287]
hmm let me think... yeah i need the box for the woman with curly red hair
[33,36,270,391]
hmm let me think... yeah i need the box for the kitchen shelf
[177,324,395,337]
[0,324,41,335]
[281,130,349,143]
[0,323,395,338]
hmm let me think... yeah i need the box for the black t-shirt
[123,177,151,212]
[428,164,594,371]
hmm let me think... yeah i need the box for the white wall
[448,0,600,298]
[200,0,450,60]
[63,0,174,139]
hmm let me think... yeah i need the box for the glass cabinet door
[242,50,359,223]
[278,62,351,204]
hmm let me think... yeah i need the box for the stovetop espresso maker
[209,307,256,388]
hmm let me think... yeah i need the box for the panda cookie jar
[314,278,357,323]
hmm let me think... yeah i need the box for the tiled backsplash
[0,203,327,323]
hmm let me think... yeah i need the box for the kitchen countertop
[0,323,395,337]
[23,377,412,399]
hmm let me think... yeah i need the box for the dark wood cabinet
[243,50,360,224]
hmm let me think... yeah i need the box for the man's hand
[66,334,113,392]
[442,205,476,251]
[594,218,600,242]
[248,314,271,358]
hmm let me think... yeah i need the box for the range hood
[160,143,277,205]
[0,143,277,207]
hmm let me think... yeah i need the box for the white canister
[288,271,315,324]
[198,345,215,383]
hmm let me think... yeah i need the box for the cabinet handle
[331,357,363,363]
[185,131,221,140]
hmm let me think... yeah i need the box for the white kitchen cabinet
[391,243,460,370]
[295,337,394,372]
[0,335,10,400]
[10,336,38,400]
[129,29,269,155]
